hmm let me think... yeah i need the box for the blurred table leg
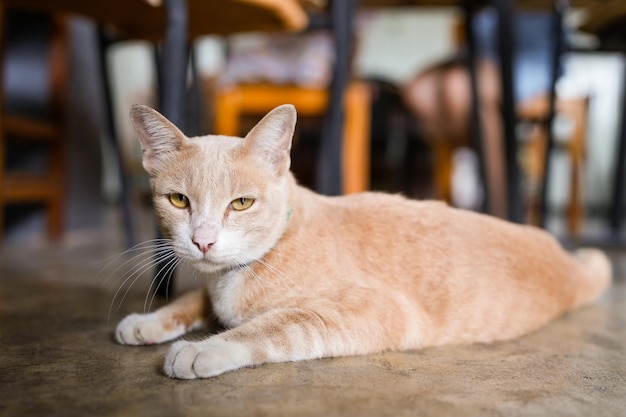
[154,0,188,298]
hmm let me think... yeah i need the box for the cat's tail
[571,248,612,308]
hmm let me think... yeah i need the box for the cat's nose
[192,225,219,254]
[192,236,215,254]
[192,231,217,254]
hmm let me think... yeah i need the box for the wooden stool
[214,82,371,194]
[0,8,67,240]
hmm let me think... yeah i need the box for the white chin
[192,258,230,273]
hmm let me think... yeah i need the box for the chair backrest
[2,8,66,122]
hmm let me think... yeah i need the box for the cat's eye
[231,197,254,211]
[169,193,189,209]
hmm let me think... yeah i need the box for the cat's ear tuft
[130,104,187,174]
[244,104,297,175]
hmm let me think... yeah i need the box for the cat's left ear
[244,104,296,175]
[130,104,187,175]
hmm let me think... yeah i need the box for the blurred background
[1,0,624,250]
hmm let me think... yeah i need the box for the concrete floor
[1,227,626,417]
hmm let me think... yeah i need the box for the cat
[116,103,612,379]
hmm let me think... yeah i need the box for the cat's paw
[116,312,185,346]
[164,339,252,379]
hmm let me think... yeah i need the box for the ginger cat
[116,104,611,379]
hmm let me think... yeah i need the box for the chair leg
[494,0,523,223]
[342,82,370,194]
[152,0,189,298]
[567,150,583,235]
[463,0,489,214]
[48,135,64,240]
[609,62,626,237]
[47,198,63,240]
[215,89,241,137]
[317,0,355,196]
[523,125,547,226]
[0,4,5,241]
[433,143,454,202]
[565,98,588,236]
[48,138,64,240]
[539,0,567,228]
[97,28,137,248]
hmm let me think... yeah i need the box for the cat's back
[323,190,554,247]
[318,191,451,235]
[297,189,566,276]
[296,190,453,259]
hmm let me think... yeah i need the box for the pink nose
[192,233,217,254]
[193,237,215,254]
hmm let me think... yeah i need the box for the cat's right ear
[244,104,297,176]
[130,104,187,174]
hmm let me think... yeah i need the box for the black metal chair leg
[538,0,568,228]
[153,0,189,298]
[317,0,355,196]
[609,61,626,237]
[494,0,523,223]
[463,0,489,214]
[188,46,204,136]
[96,28,137,248]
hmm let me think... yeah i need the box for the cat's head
[130,104,297,273]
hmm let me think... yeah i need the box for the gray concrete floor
[1,223,626,417]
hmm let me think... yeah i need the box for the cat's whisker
[108,245,176,323]
[99,239,173,287]
[145,255,182,313]
[140,247,177,299]
[252,256,302,299]
[102,247,168,289]
[109,244,174,292]
[98,238,172,269]
[235,254,302,302]
[189,260,201,283]
[235,259,268,298]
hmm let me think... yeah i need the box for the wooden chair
[0,7,67,240]
[428,94,590,235]
[517,95,589,234]
[214,82,371,194]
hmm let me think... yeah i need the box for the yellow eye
[169,193,189,209]
[231,197,254,211]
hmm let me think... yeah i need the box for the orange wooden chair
[214,82,371,194]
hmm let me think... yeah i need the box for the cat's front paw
[164,339,252,379]
[116,312,185,345]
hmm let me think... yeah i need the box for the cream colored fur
[116,104,612,379]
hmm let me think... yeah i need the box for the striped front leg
[164,288,411,379]
[164,307,331,379]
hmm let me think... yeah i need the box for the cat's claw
[115,312,185,345]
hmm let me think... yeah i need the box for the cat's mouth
[190,256,229,273]
[192,253,238,271]
[173,247,223,268]
[178,245,251,272]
